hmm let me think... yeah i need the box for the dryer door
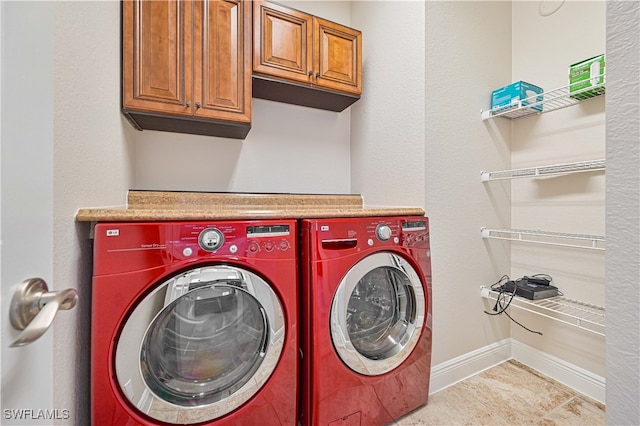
[330,252,426,376]
[114,265,285,424]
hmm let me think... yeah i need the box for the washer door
[115,265,285,424]
[330,252,425,376]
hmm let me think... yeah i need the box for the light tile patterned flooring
[392,360,606,425]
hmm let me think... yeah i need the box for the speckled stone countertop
[75,191,425,222]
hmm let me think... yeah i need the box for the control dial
[376,224,392,242]
[198,228,224,252]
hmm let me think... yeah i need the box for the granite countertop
[75,191,425,222]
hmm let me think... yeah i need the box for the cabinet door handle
[185,101,191,107]
[308,71,313,77]
[195,102,201,109]
[315,72,320,78]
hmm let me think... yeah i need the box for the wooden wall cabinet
[122,0,252,139]
[252,0,362,112]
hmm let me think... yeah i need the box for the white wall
[421,0,608,395]
[134,1,353,194]
[509,1,606,377]
[605,2,640,424]
[134,99,351,193]
[53,2,134,423]
[350,1,425,207]
[421,1,513,367]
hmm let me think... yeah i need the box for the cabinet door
[122,0,193,115]
[313,17,362,95]
[253,0,313,85]
[193,0,251,123]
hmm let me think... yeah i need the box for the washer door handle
[9,278,78,347]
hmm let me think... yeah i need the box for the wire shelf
[481,227,606,251]
[480,286,605,336]
[481,159,605,182]
[481,75,605,120]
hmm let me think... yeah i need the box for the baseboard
[430,338,605,404]
[511,340,606,404]
[429,338,511,394]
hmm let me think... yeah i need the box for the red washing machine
[91,220,298,425]
[300,216,432,426]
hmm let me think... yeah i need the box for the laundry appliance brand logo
[3,408,70,421]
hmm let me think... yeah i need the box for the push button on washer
[248,241,260,253]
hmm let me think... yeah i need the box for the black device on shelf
[499,277,558,300]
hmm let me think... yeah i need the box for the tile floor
[393,360,606,425]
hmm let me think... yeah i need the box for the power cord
[526,273,564,296]
[483,274,545,335]
[484,275,514,315]
[529,273,552,281]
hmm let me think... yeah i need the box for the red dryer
[300,216,433,426]
[91,220,298,425]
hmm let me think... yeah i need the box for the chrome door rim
[330,252,425,376]
[114,266,285,424]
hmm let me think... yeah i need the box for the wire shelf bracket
[481,159,605,182]
[481,75,605,120]
[480,286,605,336]
[481,227,606,251]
